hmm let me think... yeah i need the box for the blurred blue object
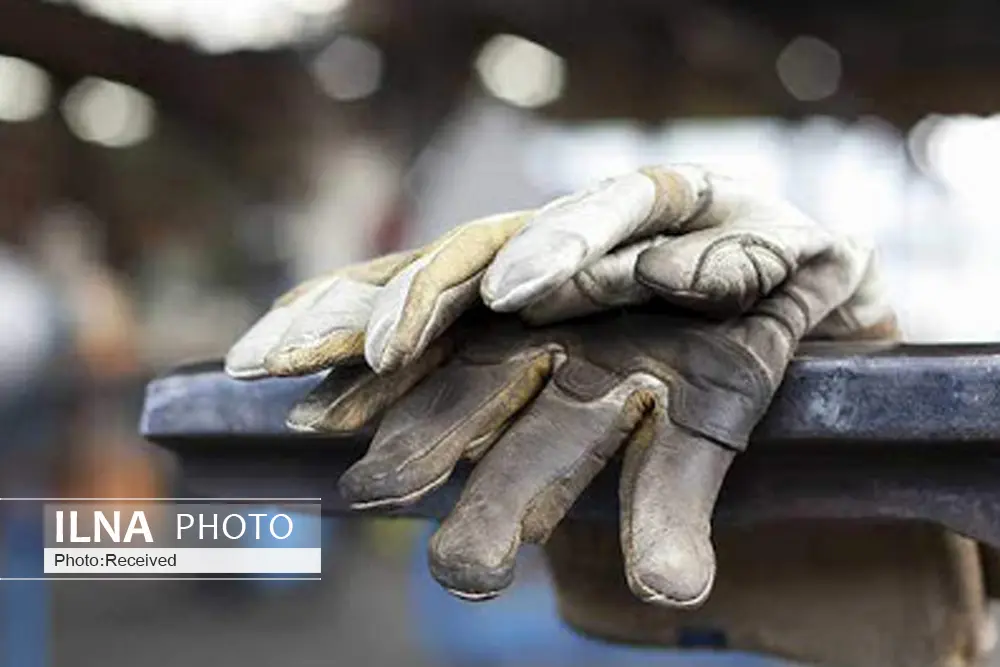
[408,525,784,667]
[0,246,66,667]
[1,502,49,667]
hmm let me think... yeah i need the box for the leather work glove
[285,223,890,605]
[225,165,894,379]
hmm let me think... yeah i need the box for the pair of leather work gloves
[224,165,994,666]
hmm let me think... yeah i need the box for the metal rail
[142,343,1000,546]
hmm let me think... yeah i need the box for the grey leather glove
[225,165,894,380]
[288,222,881,605]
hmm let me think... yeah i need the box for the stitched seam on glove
[549,335,766,452]
[572,270,619,309]
[389,352,553,472]
[670,331,774,448]
[782,286,815,333]
[688,235,793,298]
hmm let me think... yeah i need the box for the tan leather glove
[225,166,894,380]
[545,521,994,667]
[287,218,880,605]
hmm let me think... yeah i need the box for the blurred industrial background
[1,0,1000,665]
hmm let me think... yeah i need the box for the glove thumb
[634,225,834,317]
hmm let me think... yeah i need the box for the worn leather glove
[225,165,893,379]
[223,216,524,378]
[286,219,887,605]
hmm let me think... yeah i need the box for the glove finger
[224,275,340,379]
[635,222,835,317]
[224,249,420,379]
[262,249,424,376]
[263,278,377,375]
[338,346,554,509]
[481,166,708,312]
[365,212,528,373]
[520,239,657,325]
[285,335,455,433]
[619,413,736,608]
[429,375,657,600]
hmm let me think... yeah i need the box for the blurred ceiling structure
[3,0,999,131]
[0,0,321,145]
[0,0,998,259]
[0,0,336,261]
[342,0,1000,125]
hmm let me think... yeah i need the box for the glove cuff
[546,522,994,667]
